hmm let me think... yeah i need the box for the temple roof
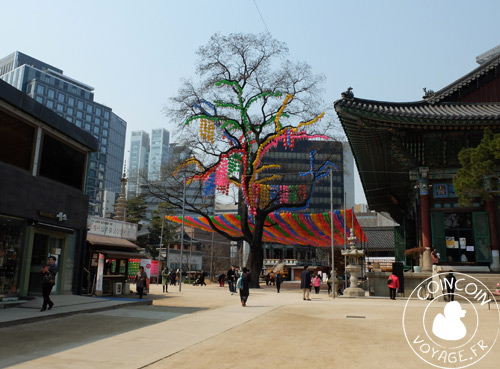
[427,50,500,104]
[335,98,500,123]
[334,95,500,221]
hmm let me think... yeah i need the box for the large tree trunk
[247,240,264,288]
[246,215,265,288]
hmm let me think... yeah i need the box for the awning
[94,249,148,259]
[87,234,141,251]
[36,222,74,234]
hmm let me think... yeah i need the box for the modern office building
[127,130,150,198]
[127,128,170,199]
[0,51,127,216]
[148,128,170,181]
[260,139,355,213]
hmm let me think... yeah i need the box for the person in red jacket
[388,271,400,300]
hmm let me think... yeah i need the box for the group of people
[264,272,284,293]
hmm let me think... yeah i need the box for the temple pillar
[418,168,432,272]
[486,199,500,272]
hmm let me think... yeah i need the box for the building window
[76,111,83,119]
[37,85,45,94]
[95,117,101,125]
[48,89,55,99]
[39,134,86,189]
[86,104,93,113]
[0,111,35,171]
[102,129,108,137]
[75,119,82,128]
[93,126,100,134]
[46,100,54,109]
[86,114,92,122]
[77,100,84,109]
[57,93,65,103]
[67,107,74,115]
[56,104,64,112]
[103,120,109,128]
[68,96,75,106]
[35,96,43,104]
[104,111,110,119]
[96,107,102,116]
[85,123,91,131]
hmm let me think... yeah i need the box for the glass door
[29,233,49,294]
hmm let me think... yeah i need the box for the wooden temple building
[335,45,500,272]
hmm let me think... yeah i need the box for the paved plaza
[2,282,500,369]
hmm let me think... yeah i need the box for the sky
[1,0,500,204]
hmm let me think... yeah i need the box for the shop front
[427,182,491,266]
[0,80,98,298]
[85,217,144,296]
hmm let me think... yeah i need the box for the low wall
[367,271,431,297]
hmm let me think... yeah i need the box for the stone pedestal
[422,248,432,272]
[342,264,365,297]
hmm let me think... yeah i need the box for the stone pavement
[2,282,500,369]
[0,293,151,328]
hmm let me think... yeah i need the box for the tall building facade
[127,128,170,198]
[148,128,170,181]
[0,51,126,216]
[260,140,355,213]
[127,130,150,198]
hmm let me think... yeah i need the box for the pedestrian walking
[199,270,206,286]
[170,270,176,286]
[300,266,312,301]
[387,271,400,300]
[238,267,251,306]
[227,266,236,294]
[161,267,169,293]
[445,270,457,301]
[218,272,225,287]
[135,266,148,299]
[276,272,283,293]
[313,274,321,294]
[40,256,57,312]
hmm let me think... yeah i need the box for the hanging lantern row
[199,118,215,143]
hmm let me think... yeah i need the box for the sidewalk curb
[0,299,152,328]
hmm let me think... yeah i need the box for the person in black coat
[300,266,312,301]
[445,270,457,301]
[239,267,251,306]
[135,266,148,299]
[227,266,236,294]
[276,272,283,293]
[40,256,58,312]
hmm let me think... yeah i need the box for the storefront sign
[87,216,138,240]
[96,253,104,294]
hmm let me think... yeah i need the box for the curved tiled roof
[427,52,500,104]
[335,97,500,123]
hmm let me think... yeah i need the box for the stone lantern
[341,229,365,297]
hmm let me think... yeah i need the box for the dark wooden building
[334,47,500,272]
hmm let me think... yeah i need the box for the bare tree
[146,33,339,287]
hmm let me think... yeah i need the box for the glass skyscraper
[148,128,170,181]
[0,51,126,216]
[128,130,150,198]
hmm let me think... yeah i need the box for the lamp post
[210,195,215,282]
[157,214,165,285]
[179,178,186,292]
[330,169,335,299]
